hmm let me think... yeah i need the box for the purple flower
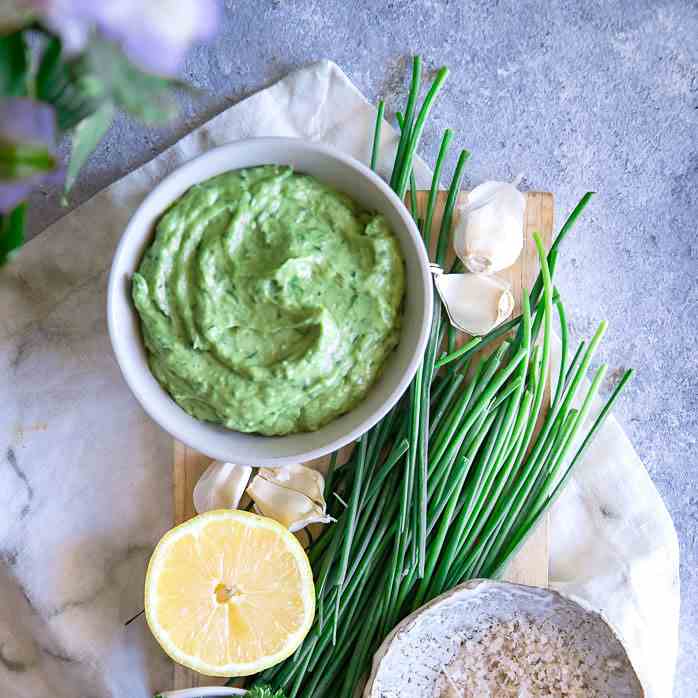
[28,0,219,76]
[0,98,61,213]
[99,1,219,76]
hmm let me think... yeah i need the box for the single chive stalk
[370,100,385,171]
[423,128,453,248]
[390,56,422,191]
[394,67,449,199]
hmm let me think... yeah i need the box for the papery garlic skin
[434,272,514,336]
[454,180,525,275]
[256,465,325,505]
[246,465,333,533]
[193,461,252,513]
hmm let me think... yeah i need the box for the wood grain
[171,190,554,687]
[172,443,219,688]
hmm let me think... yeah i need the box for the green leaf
[0,141,56,179]
[35,36,63,101]
[37,36,181,130]
[36,37,106,131]
[86,39,178,124]
[0,202,26,265]
[0,30,28,96]
[65,101,114,193]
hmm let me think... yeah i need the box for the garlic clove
[453,179,525,275]
[193,461,252,514]
[434,273,514,336]
[256,464,326,506]
[246,475,333,532]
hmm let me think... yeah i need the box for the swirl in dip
[132,165,405,436]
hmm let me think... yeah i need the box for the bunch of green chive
[236,56,633,698]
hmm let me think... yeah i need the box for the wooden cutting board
[171,191,554,688]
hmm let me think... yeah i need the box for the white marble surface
[0,60,419,698]
[0,61,679,697]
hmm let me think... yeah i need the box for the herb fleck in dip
[132,165,405,435]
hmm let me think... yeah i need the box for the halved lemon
[144,509,315,677]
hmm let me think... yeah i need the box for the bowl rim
[364,579,644,697]
[107,137,433,465]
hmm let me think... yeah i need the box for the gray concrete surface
[24,0,697,693]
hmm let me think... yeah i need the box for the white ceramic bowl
[365,580,643,697]
[108,138,432,466]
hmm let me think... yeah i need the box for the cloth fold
[0,60,678,698]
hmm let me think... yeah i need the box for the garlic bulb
[434,272,514,336]
[246,464,333,532]
[454,178,525,274]
[193,461,252,513]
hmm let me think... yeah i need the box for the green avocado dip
[132,165,405,436]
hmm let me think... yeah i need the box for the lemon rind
[144,509,315,677]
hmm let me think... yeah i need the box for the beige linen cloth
[0,60,678,697]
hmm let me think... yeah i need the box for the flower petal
[0,98,60,212]
[97,0,219,76]
[27,0,219,75]
[0,98,57,148]
[0,175,39,213]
